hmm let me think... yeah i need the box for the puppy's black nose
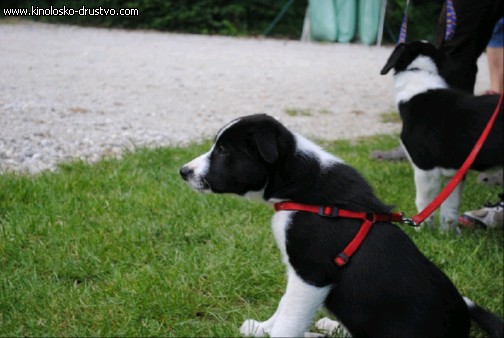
[179,166,192,181]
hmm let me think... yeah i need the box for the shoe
[370,146,407,161]
[458,198,504,229]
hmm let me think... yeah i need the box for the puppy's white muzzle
[180,151,212,192]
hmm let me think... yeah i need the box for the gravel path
[0,21,490,173]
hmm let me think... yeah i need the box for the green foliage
[0,0,308,38]
[0,135,502,336]
[1,0,443,42]
[384,0,443,44]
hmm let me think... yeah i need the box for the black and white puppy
[179,114,503,337]
[381,41,503,230]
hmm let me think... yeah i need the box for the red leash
[406,92,503,226]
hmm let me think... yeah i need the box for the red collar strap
[274,201,404,267]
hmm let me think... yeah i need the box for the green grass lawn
[0,135,502,337]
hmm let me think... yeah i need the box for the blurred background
[1,0,443,44]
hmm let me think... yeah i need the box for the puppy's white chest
[271,211,293,265]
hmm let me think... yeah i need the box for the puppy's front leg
[439,169,463,231]
[269,269,331,337]
[240,294,286,337]
[413,165,441,224]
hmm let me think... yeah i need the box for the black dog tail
[464,297,504,338]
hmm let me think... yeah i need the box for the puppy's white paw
[439,215,458,232]
[414,217,433,232]
[315,317,340,335]
[424,215,435,226]
[240,319,269,337]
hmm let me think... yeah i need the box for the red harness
[274,201,404,267]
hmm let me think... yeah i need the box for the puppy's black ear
[381,43,407,75]
[253,129,279,164]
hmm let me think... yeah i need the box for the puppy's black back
[400,89,503,171]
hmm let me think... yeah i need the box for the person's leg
[486,17,504,93]
[486,47,504,93]
[436,0,502,93]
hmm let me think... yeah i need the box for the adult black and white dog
[381,41,503,231]
[179,114,503,337]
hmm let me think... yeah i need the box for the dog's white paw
[240,319,269,337]
[424,215,436,225]
[304,332,324,337]
[315,317,340,335]
[439,215,459,232]
[414,217,433,232]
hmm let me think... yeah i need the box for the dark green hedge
[0,0,307,38]
[1,0,442,43]
[385,0,442,44]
